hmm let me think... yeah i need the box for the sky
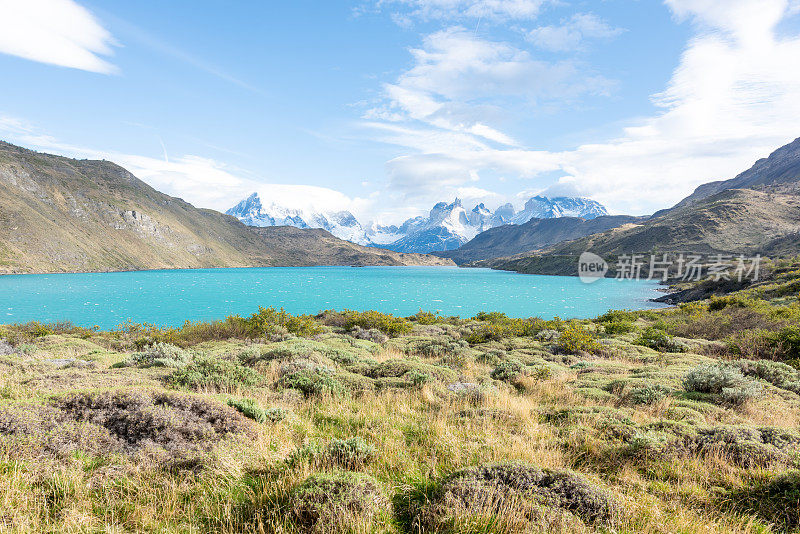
[1,0,800,224]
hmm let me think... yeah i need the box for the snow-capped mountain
[381,196,608,253]
[385,199,482,253]
[510,196,608,224]
[226,193,608,253]
[226,193,372,245]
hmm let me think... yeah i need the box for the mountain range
[5,134,800,277]
[226,193,608,253]
[0,141,452,274]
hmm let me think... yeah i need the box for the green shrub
[625,384,670,405]
[278,361,342,397]
[407,370,432,387]
[410,310,450,325]
[708,295,756,311]
[737,359,800,395]
[226,398,285,423]
[766,325,800,360]
[115,342,191,368]
[490,360,524,381]
[324,437,376,469]
[465,323,508,344]
[291,471,383,531]
[417,462,617,530]
[683,363,762,406]
[366,358,457,383]
[602,319,634,335]
[342,310,412,336]
[406,338,466,358]
[242,306,321,338]
[635,328,688,352]
[556,325,601,354]
[168,356,263,391]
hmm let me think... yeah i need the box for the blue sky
[1,0,800,223]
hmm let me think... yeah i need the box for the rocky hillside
[436,215,641,264]
[0,142,451,273]
[668,136,800,211]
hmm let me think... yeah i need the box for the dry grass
[0,299,799,533]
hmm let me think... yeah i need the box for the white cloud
[0,0,117,73]
[366,28,614,155]
[375,0,548,24]
[365,0,800,215]
[527,13,624,52]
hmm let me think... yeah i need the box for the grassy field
[2,264,800,533]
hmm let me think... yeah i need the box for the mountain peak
[226,193,371,245]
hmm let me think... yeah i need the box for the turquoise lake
[0,266,667,329]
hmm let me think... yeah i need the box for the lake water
[0,266,667,329]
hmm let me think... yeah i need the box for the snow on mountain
[226,193,371,245]
[226,193,609,253]
[510,196,608,224]
[383,199,487,253]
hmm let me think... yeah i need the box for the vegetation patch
[415,462,617,531]
[725,471,800,532]
[168,356,263,391]
[683,363,763,406]
[291,471,383,532]
[226,397,286,423]
[0,390,252,461]
[114,342,192,368]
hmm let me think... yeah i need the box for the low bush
[0,390,253,461]
[690,426,800,468]
[556,325,601,354]
[242,306,322,338]
[324,437,376,469]
[465,313,550,344]
[347,326,388,344]
[684,363,763,406]
[635,328,688,352]
[278,361,343,397]
[291,471,383,531]
[226,398,285,423]
[366,358,457,383]
[342,310,412,337]
[417,462,617,531]
[625,384,671,405]
[602,319,634,335]
[115,342,191,368]
[168,356,263,391]
[490,360,524,381]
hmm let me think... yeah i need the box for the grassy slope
[2,267,800,532]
